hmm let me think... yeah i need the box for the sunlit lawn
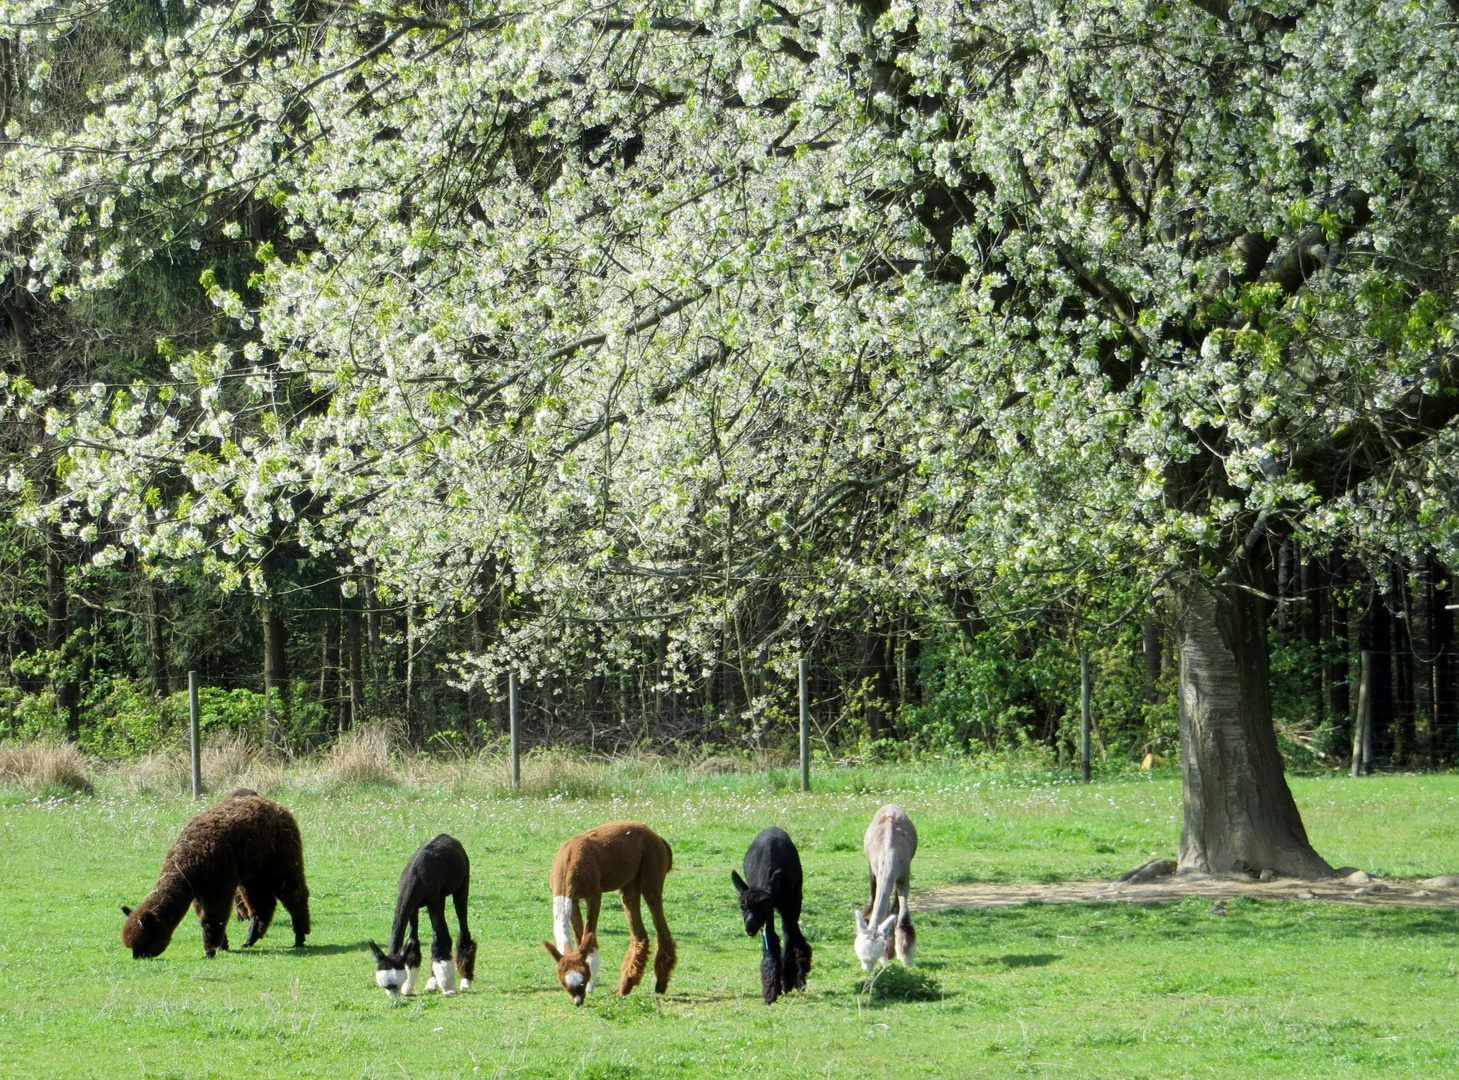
[1,764,1457,1078]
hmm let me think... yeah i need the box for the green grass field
[2,765,1458,1079]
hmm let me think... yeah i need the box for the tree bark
[261,595,288,744]
[1410,561,1438,763]
[1170,577,1334,878]
[345,609,363,732]
[1142,616,1163,704]
[45,531,79,738]
[144,575,167,693]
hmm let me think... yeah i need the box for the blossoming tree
[5,0,1459,875]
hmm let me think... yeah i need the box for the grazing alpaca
[369,834,476,999]
[853,804,918,971]
[121,793,310,958]
[542,821,676,1005]
[731,826,812,1005]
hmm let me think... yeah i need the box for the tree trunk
[262,595,288,744]
[45,534,79,738]
[345,610,363,732]
[1436,570,1455,765]
[1410,562,1438,763]
[1362,588,1394,764]
[1169,578,1333,878]
[1325,557,1349,722]
[864,628,890,742]
[144,575,167,693]
[1142,616,1162,703]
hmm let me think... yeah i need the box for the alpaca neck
[387,887,420,955]
[867,873,896,926]
[142,872,195,929]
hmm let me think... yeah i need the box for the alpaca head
[121,902,174,959]
[369,937,422,1000]
[543,932,598,1006]
[853,909,896,972]
[731,869,778,936]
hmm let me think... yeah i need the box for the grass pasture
[2,765,1459,1078]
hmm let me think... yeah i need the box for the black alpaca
[369,834,476,998]
[731,827,812,1005]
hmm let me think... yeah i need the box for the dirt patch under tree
[916,864,1459,912]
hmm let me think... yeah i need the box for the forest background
[1,0,1458,803]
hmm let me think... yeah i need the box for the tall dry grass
[324,722,398,786]
[109,733,282,797]
[0,739,96,794]
[1,730,791,801]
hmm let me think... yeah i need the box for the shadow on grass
[989,953,1059,968]
[932,898,1459,943]
[219,940,370,958]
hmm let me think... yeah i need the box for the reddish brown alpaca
[542,821,676,1005]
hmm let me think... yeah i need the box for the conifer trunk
[1170,578,1334,878]
[262,596,288,743]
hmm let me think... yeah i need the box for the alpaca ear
[543,940,563,962]
[578,931,598,954]
[368,940,386,963]
[854,909,868,933]
[731,870,748,894]
[878,914,897,936]
[768,868,783,887]
[120,905,132,917]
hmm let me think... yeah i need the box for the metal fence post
[799,658,809,792]
[1079,647,1092,784]
[509,671,520,791]
[189,671,202,799]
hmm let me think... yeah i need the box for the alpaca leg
[782,918,812,992]
[894,877,916,966]
[616,888,651,996]
[570,898,585,948]
[195,890,234,958]
[277,872,312,948]
[452,887,475,990]
[581,892,603,992]
[423,899,456,993]
[861,869,878,921]
[239,883,278,948]
[644,886,677,994]
[759,923,783,1005]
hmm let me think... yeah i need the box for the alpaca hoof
[458,978,471,991]
[424,976,438,993]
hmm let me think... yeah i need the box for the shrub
[0,688,67,742]
[0,739,95,794]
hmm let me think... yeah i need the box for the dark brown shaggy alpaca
[121,793,311,959]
